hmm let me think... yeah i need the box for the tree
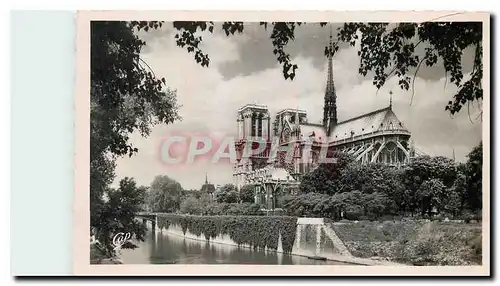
[338,163,405,209]
[92,177,148,256]
[445,190,462,217]
[299,152,354,195]
[91,21,180,256]
[448,171,467,214]
[215,184,239,203]
[402,156,457,196]
[336,22,482,115]
[147,175,184,212]
[416,178,446,216]
[179,196,203,215]
[199,192,214,205]
[239,184,255,203]
[464,141,483,210]
[170,21,482,115]
[365,192,397,219]
[336,191,367,220]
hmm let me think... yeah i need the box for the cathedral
[232,35,418,192]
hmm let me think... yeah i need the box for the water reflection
[119,231,351,265]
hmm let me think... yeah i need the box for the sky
[113,22,483,190]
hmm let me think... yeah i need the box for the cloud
[113,24,483,190]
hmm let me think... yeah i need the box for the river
[119,231,351,265]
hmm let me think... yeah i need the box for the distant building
[200,173,215,201]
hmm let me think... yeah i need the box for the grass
[331,220,482,266]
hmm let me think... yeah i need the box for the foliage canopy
[169,21,482,115]
[91,21,180,256]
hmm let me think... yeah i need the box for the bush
[202,203,231,215]
[431,215,444,222]
[226,203,263,216]
[472,210,482,222]
[281,193,335,218]
[456,211,476,223]
[358,216,370,221]
[344,205,364,220]
[469,235,482,256]
[157,214,298,253]
[239,185,255,203]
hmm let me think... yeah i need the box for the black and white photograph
[78,11,489,275]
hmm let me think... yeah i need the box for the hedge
[156,214,298,253]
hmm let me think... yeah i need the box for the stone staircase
[321,224,353,257]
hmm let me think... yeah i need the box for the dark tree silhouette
[464,141,483,210]
[91,21,180,256]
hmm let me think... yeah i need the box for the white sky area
[113,23,482,190]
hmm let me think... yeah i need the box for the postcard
[74,10,490,276]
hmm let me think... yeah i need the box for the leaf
[91,21,179,252]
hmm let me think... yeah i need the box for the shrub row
[202,203,264,216]
[156,214,298,253]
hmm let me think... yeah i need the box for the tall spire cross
[326,26,334,93]
[323,23,337,136]
[389,91,393,108]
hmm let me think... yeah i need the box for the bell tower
[234,104,271,190]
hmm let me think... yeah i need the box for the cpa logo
[112,232,132,251]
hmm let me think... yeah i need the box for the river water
[119,231,351,265]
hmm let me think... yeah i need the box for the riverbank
[120,228,352,265]
[161,221,399,266]
[331,220,482,266]
[90,243,123,264]
[154,213,404,266]
[95,214,482,266]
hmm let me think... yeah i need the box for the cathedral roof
[298,123,327,142]
[328,106,410,142]
[201,173,215,193]
[201,183,215,193]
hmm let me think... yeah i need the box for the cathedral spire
[389,91,393,109]
[322,25,337,136]
[326,28,335,95]
[205,173,208,184]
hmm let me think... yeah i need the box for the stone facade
[233,35,418,193]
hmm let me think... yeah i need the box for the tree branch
[475,110,483,121]
[386,65,398,79]
[413,39,424,50]
[137,57,157,79]
[467,101,474,124]
[410,55,428,105]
